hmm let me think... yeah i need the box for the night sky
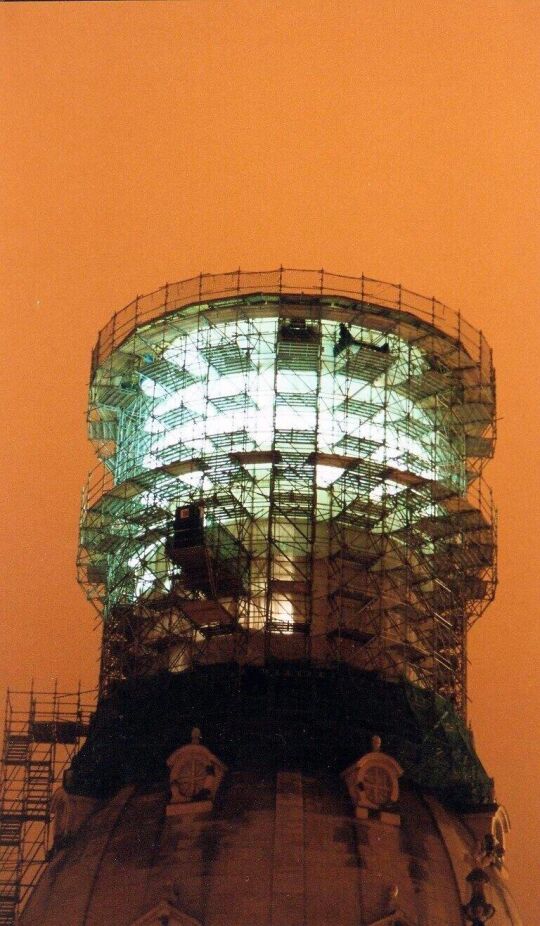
[1,3,538,920]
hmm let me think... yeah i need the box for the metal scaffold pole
[0,687,94,925]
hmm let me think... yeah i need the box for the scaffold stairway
[0,896,18,926]
[0,819,21,846]
[3,736,30,764]
[0,684,94,926]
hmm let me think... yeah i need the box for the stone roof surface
[20,771,521,926]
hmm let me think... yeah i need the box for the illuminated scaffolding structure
[0,687,92,925]
[77,269,496,717]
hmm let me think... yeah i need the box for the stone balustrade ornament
[166,728,226,816]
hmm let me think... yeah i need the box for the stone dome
[21,769,521,926]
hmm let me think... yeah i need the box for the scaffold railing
[91,268,492,379]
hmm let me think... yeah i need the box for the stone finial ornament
[462,867,496,924]
[166,729,226,817]
[341,735,403,826]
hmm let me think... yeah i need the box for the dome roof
[21,771,521,926]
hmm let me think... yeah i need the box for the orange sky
[1,1,539,920]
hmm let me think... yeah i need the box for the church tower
[19,269,521,926]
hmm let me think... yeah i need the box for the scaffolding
[0,686,93,925]
[77,270,496,715]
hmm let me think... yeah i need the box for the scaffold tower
[0,686,92,925]
[77,269,496,717]
[12,266,521,926]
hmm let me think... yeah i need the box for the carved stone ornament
[341,735,403,825]
[473,832,506,871]
[462,803,510,875]
[492,804,511,851]
[166,728,226,817]
[129,900,201,926]
[49,786,99,851]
